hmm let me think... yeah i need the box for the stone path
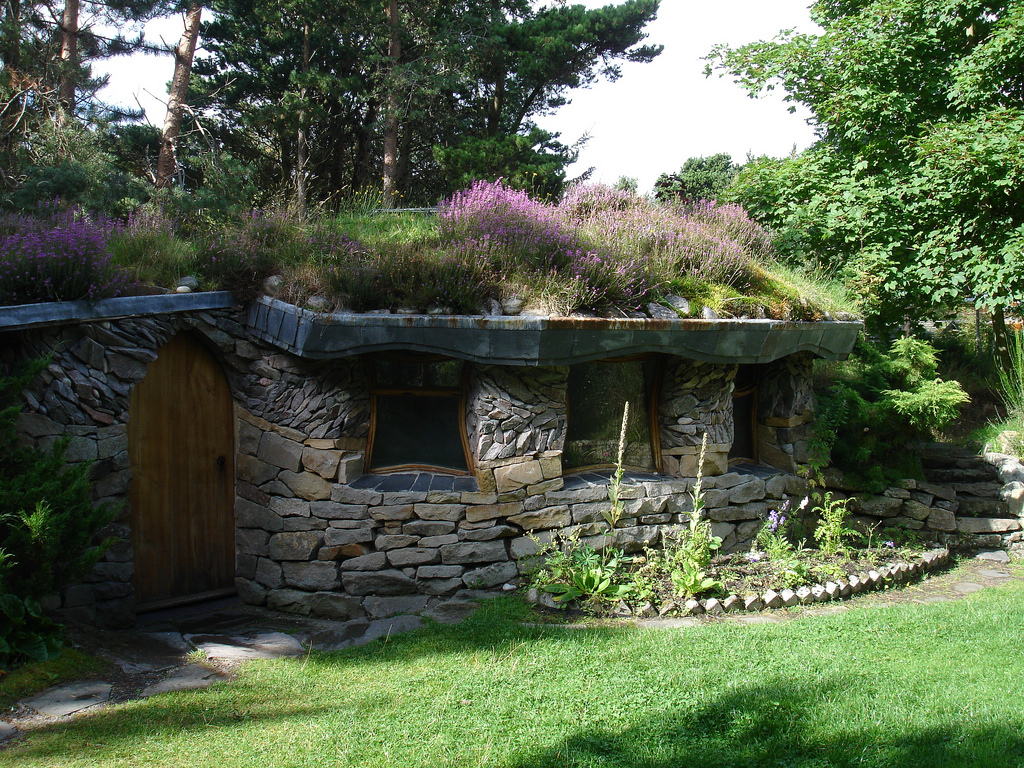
[2,555,1021,747]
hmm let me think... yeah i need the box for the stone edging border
[678,547,951,615]
[528,548,951,616]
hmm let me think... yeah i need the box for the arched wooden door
[128,333,236,609]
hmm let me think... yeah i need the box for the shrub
[0,210,134,306]
[813,337,970,489]
[0,360,116,669]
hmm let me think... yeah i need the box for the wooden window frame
[365,353,473,475]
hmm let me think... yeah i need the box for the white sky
[94,1,821,195]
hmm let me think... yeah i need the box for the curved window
[367,354,471,474]
[563,357,659,473]
[729,364,759,464]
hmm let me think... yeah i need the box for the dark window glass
[564,359,656,472]
[367,355,469,474]
[729,365,758,463]
[369,393,468,472]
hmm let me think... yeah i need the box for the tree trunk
[381,0,401,207]
[993,303,1013,373]
[294,22,310,214]
[155,2,202,190]
[1,0,24,169]
[58,0,79,121]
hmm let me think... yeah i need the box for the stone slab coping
[0,292,237,331]
[247,297,862,365]
[350,472,480,493]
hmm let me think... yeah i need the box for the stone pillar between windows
[658,357,736,478]
[756,352,816,473]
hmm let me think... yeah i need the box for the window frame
[365,353,474,476]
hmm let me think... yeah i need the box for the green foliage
[530,534,633,605]
[814,336,970,489]
[996,330,1024,438]
[0,360,116,668]
[653,153,741,203]
[813,492,857,558]
[711,0,1024,331]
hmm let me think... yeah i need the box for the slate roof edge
[247,296,862,365]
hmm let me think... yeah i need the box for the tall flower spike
[616,401,630,468]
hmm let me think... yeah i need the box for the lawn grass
[0,649,111,710]
[6,583,1024,767]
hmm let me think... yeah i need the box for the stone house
[1,292,862,626]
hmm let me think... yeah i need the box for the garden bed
[525,546,949,617]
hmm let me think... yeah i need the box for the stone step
[925,467,1000,484]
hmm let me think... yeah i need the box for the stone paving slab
[23,681,112,718]
[142,664,233,698]
[0,721,20,743]
[185,631,306,660]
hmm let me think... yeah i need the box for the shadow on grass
[9,595,1024,767]
[505,678,1024,768]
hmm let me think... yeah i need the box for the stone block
[258,432,303,472]
[235,497,282,532]
[545,486,609,505]
[462,561,518,589]
[417,565,464,579]
[375,534,419,550]
[342,569,418,596]
[319,544,369,560]
[382,491,429,505]
[493,460,544,493]
[234,578,267,606]
[764,474,788,499]
[282,561,339,590]
[282,517,327,531]
[707,502,768,523]
[571,501,612,524]
[236,454,278,486]
[539,454,562,480]
[306,592,365,620]
[957,517,1021,533]
[387,548,441,567]
[310,501,368,520]
[370,505,416,522]
[925,509,957,532]
[267,588,314,615]
[728,477,766,505]
[852,495,903,518]
[279,470,332,501]
[460,492,499,505]
[527,479,563,496]
[610,525,659,553]
[255,558,284,588]
[363,595,429,619]
[508,505,570,531]
[236,528,270,557]
[413,503,466,522]
[324,527,374,547]
[302,446,341,479]
[958,497,1009,517]
[916,481,957,502]
[902,499,932,521]
[463,525,518,541]
[404,520,456,537]
[420,577,465,595]
[268,531,322,561]
[269,497,311,518]
[332,485,383,506]
[238,419,262,456]
[336,453,365,484]
[440,540,508,565]
[338,552,388,571]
